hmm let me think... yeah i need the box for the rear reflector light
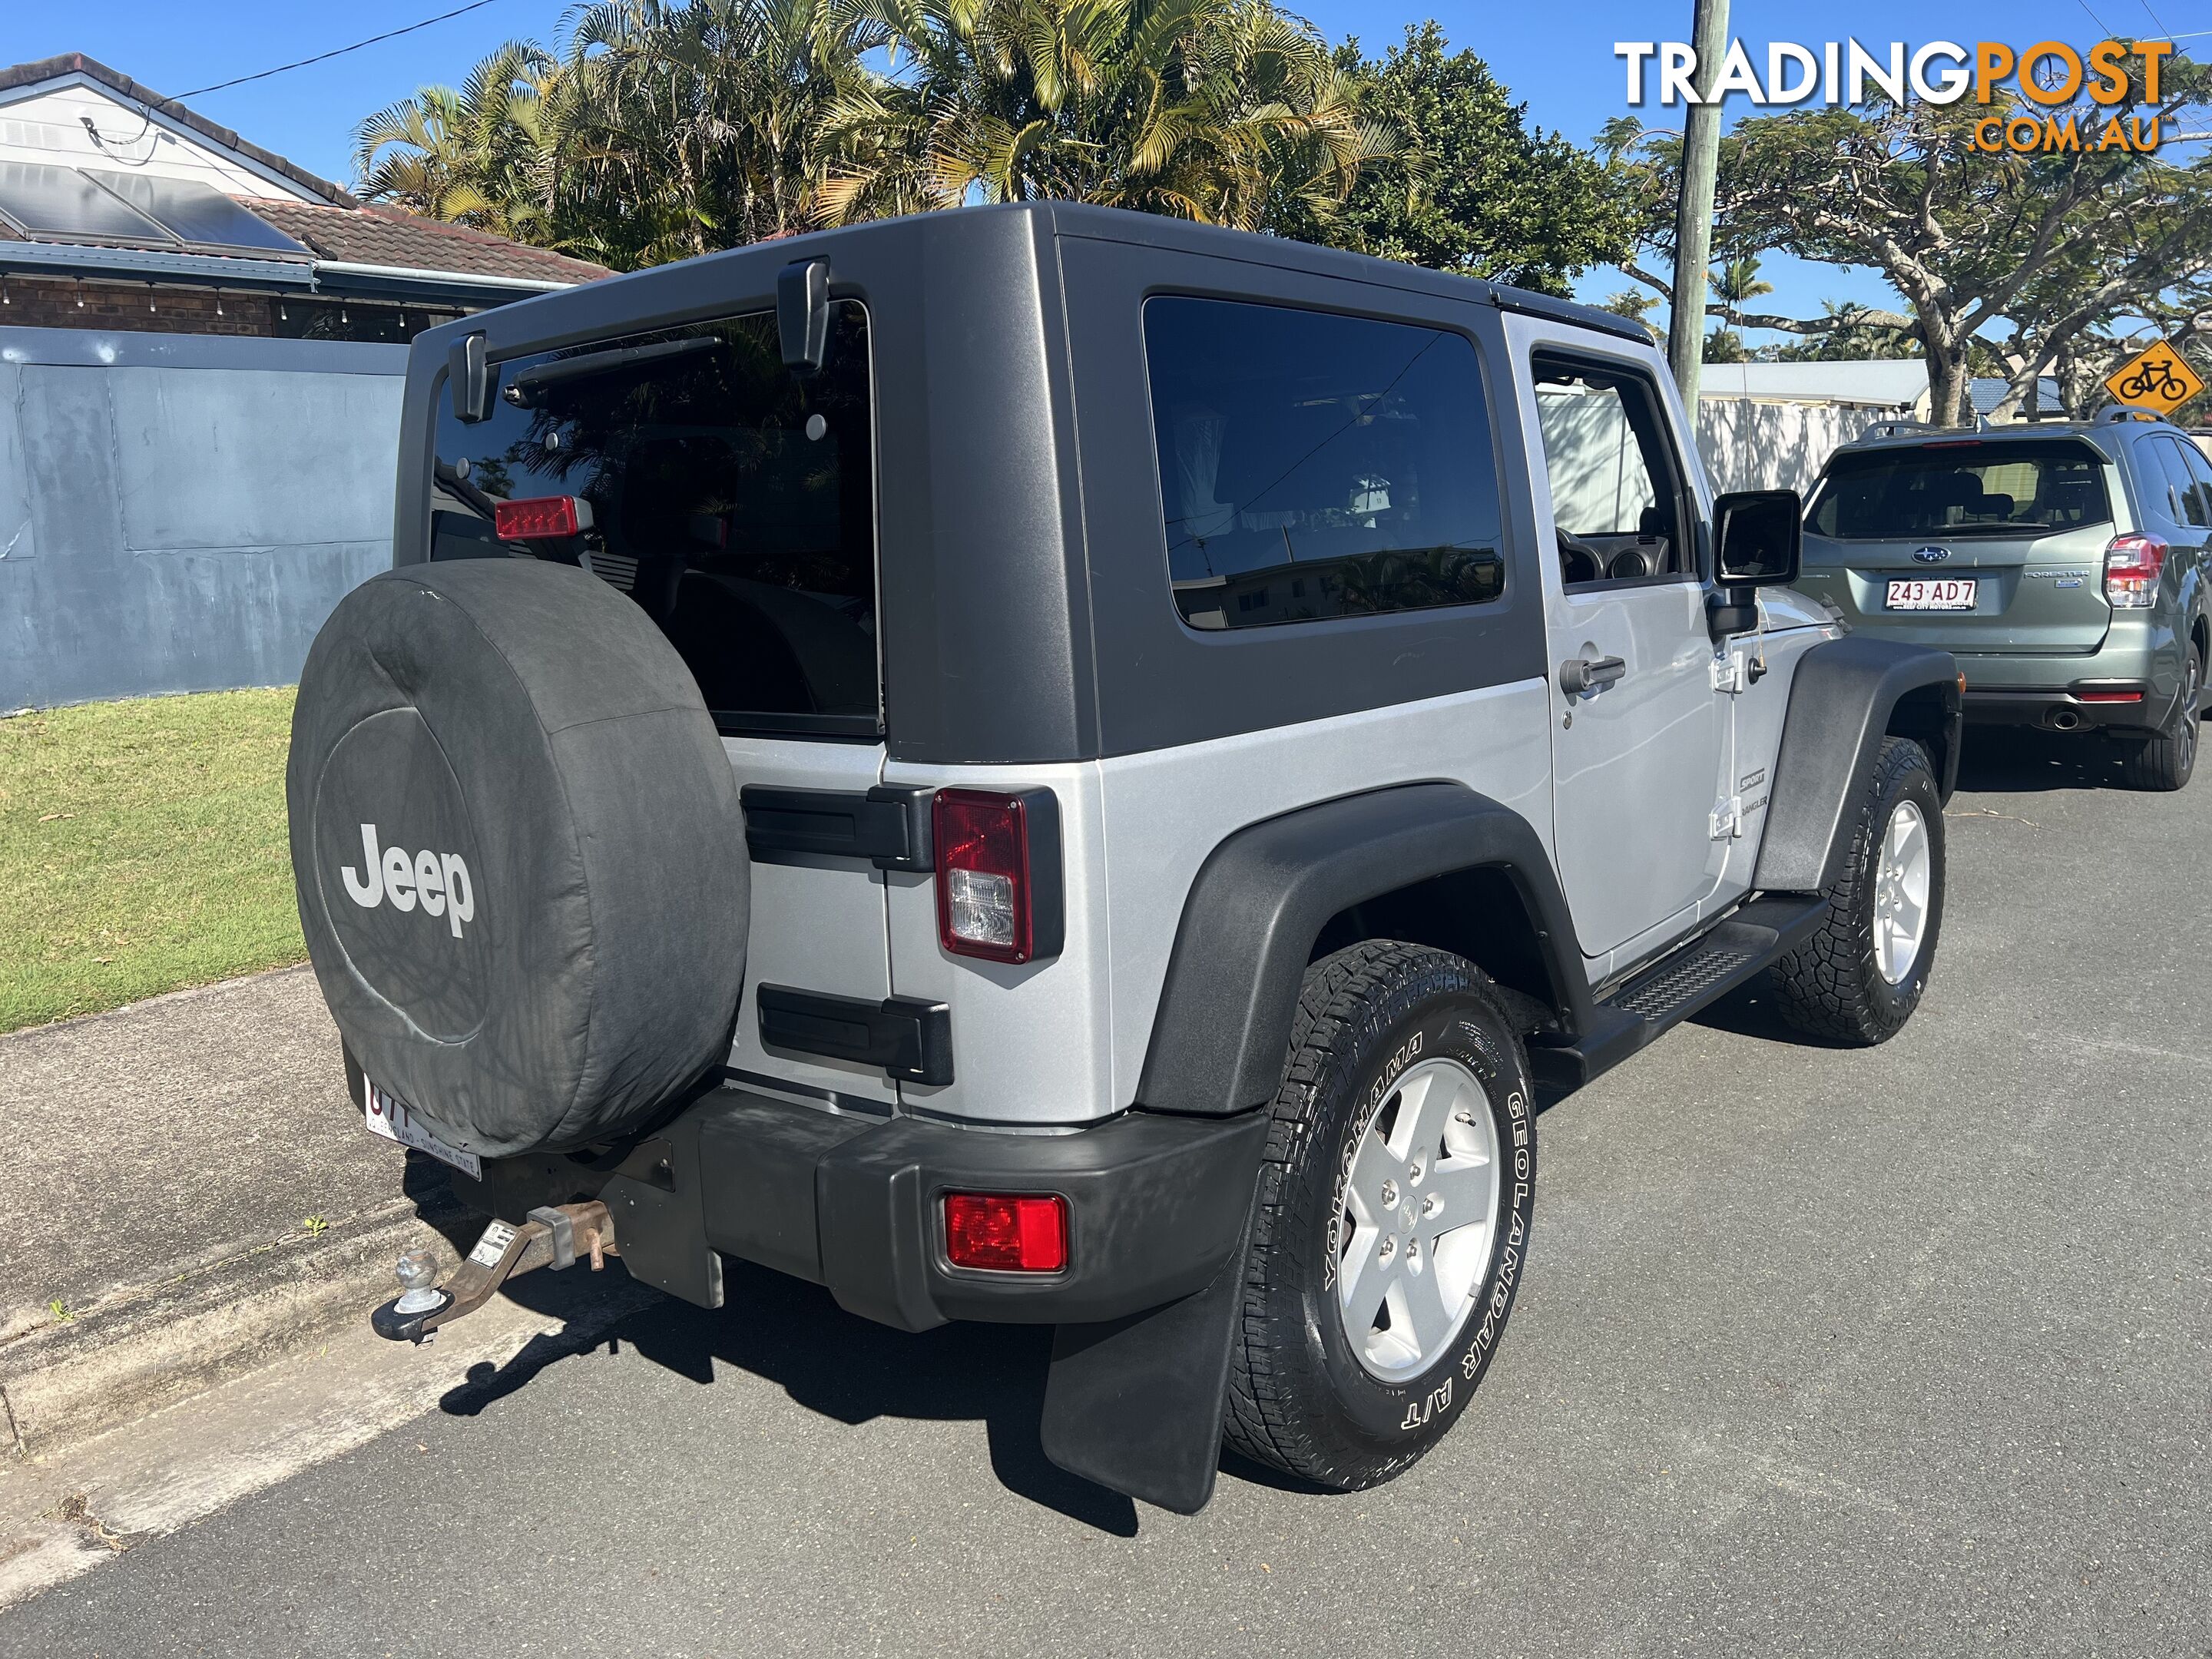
[2104,534,2167,608]
[934,789,1034,962]
[495,495,592,540]
[2077,689,2144,704]
[944,1193,1067,1272]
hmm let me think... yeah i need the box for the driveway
[5,731,2208,1657]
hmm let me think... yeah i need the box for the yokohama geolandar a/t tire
[1224,942,1535,1491]
[1768,736,1943,1046]
[287,560,748,1161]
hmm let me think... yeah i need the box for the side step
[1528,895,1829,1093]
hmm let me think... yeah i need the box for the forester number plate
[1886,578,1977,611]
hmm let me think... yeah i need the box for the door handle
[1559,654,1627,696]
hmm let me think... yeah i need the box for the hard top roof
[417,200,1650,352]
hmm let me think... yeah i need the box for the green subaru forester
[1796,407,2210,790]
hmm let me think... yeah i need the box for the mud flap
[1038,1200,1253,1515]
[601,1116,724,1310]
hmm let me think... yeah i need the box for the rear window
[1141,296,1506,631]
[432,303,877,738]
[1807,439,2111,541]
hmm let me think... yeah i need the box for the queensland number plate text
[363,1078,482,1179]
[1886,578,1977,611]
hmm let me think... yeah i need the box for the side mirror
[1713,488,1801,586]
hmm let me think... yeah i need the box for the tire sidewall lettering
[1306,972,1536,1447]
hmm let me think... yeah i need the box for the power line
[174,0,515,100]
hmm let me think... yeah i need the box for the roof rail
[2098,405,2171,424]
[1853,418,1939,441]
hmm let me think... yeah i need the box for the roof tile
[245,200,610,285]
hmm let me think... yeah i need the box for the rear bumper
[460,1084,1267,1333]
[1962,682,2170,733]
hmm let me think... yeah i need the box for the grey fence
[0,328,406,709]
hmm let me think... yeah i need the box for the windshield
[432,303,877,738]
[1807,439,2111,540]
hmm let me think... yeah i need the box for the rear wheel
[1769,736,1944,1046]
[2118,644,2200,792]
[1224,942,1535,1491]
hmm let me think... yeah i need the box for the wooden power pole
[1666,0,1730,430]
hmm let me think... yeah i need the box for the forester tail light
[495,494,592,541]
[2104,533,2167,608]
[929,786,1064,965]
[944,1193,1068,1272]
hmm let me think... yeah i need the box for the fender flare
[1753,634,1961,895]
[1134,783,1589,1119]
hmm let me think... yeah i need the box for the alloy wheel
[1333,1057,1502,1381]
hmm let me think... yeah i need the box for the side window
[1531,353,1693,587]
[1141,296,1506,631]
[2144,437,2200,529]
[2164,437,2212,529]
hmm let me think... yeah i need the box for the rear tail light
[2104,534,2167,608]
[932,788,1061,964]
[944,1193,1068,1272]
[495,495,592,541]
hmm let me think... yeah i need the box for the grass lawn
[0,689,306,1034]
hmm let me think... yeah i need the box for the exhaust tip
[2049,709,2082,731]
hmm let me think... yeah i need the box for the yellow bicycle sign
[2102,339,2205,416]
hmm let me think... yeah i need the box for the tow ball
[371,1200,618,1344]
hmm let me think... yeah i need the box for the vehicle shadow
[1685,979,1813,1045]
[1952,725,2151,793]
[430,1252,1144,1535]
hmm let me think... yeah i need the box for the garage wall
[0,327,406,709]
[1535,385,1889,527]
[1696,397,1890,498]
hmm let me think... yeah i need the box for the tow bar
[371,1200,618,1344]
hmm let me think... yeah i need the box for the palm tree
[814,0,1392,231]
[560,0,882,265]
[353,42,562,243]
[1708,254,1772,311]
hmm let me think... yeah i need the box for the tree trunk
[1925,343,1975,429]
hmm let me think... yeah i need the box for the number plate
[363,1078,482,1179]
[1886,578,1977,611]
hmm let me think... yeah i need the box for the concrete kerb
[0,1200,465,1459]
[0,964,472,1462]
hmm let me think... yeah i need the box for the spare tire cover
[288,559,747,1158]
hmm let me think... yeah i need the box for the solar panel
[81,168,311,257]
[0,161,172,243]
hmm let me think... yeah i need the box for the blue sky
[13,0,2199,343]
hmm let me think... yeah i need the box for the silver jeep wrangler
[287,204,1961,1514]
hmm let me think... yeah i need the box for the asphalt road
[7,730,2210,1658]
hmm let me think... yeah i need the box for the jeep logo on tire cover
[340,824,475,939]
[313,706,490,1041]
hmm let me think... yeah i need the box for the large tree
[559,0,885,263]
[1608,51,2212,426]
[1308,23,1631,293]
[354,42,563,243]
[813,0,1389,231]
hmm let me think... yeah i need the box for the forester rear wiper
[502,336,722,408]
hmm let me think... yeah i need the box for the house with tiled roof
[0,53,605,339]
